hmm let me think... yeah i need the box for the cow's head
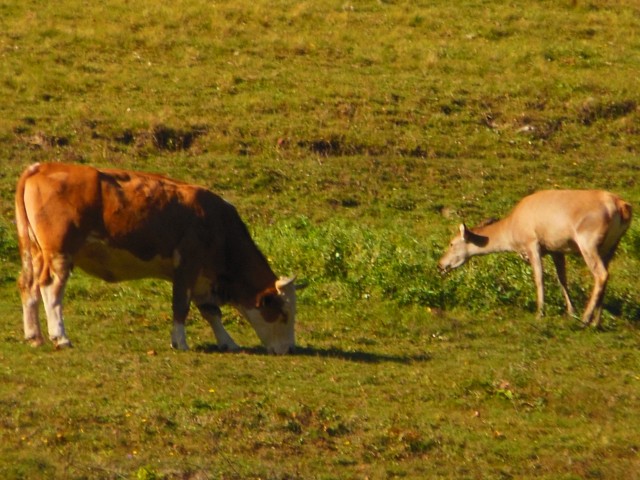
[241,276,297,354]
[438,223,488,274]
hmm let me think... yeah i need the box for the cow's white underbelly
[74,238,174,282]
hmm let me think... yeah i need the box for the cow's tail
[15,163,41,289]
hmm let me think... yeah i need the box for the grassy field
[1,0,640,478]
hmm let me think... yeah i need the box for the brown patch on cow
[256,287,278,308]
[256,287,286,323]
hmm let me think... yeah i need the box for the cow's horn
[275,276,296,293]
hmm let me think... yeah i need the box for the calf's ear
[466,229,489,247]
[460,223,489,247]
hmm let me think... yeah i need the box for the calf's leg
[550,252,575,317]
[580,248,609,327]
[527,246,546,318]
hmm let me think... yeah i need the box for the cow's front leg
[171,280,191,351]
[197,303,240,352]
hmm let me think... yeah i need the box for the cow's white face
[240,276,297,354]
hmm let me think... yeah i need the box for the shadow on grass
[604,298,640,323]
[194,343,431,364]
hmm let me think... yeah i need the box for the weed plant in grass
[1,0,640,478]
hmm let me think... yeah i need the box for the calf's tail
[616,198,632,226]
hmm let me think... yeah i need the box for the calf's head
[438,224,488,273]
[242,276,297,354]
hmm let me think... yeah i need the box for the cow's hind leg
[197,303,240,352]
[171,276,191,351]
[40,253,72,348]
[19,247,44,346]
[550,252,575,317]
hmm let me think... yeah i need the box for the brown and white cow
[15,162,297,354]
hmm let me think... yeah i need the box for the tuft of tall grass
[256,216,640,321]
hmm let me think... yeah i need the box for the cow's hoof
[28,336,45,347]
[54,337,73,349]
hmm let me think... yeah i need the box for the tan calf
[438,190,632,326]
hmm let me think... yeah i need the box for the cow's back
[20,163,223,282]
[97,167,202,260]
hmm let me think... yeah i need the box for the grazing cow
[438,190,632,327]
[15,162,297,354]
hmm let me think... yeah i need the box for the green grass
[1,0,640,478]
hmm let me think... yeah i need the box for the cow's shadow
[194,343,431,364]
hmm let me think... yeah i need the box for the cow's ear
[255,289,282,323]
